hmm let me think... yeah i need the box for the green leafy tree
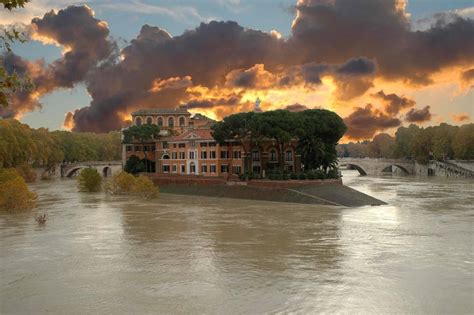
[124,155,146,175]
[0,167,37,211]
[1,0,32,108]
[368,133,395,158]
[78,168,102,192]
[123,124,160,172]
[453,124,474,160]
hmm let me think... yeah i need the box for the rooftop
[131,106,190,116]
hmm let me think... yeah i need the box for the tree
[124,155,145,175]
[0,167,37,211]
[394,124,420,159]
[368,133,395,158]
[78,168,102,192]
[1,0,32,108]
[453,124,474,160]
[123,124,160,172]
[431,123,458,160]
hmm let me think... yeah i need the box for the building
[122,106,301,178]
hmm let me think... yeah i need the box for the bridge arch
[382,164,410,174]
[347,164,367,176]
[66,166,84,178]
[103,166,111,177]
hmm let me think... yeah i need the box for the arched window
[179,117,185,127]
[168,117,174,127]
[269,149,277,162]
[285,149,293,161]
[157,117,163,126]
[146,117,153,125]
[135,117,142,126]
[252,150,260,162]
[162,154,170,160]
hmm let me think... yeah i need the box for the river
[1,171,473,314]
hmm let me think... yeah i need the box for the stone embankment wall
[414,160,474,178]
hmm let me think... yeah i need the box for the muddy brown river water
[1,171,473,314]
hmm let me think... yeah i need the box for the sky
[0,0,473,140]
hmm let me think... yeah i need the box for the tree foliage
[337,123,474,163]
[0,167,37,211]
[104,171,159,199]
[124,155,145,175]
[1,0,32,108]
[212,109,347,173]
[0,119,121,168]
[78,168,102,192]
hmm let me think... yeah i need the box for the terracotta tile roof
[159,128,215,142]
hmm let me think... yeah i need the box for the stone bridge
[338,158,474,178]
[61,161,123,178]
[338,158,416,176]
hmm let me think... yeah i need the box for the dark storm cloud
[460,68,474,84]
[291,0,474,85]
[5,1,473,132]
[372,90,416,115]
[405,106,432,123]
[187,95,242,109]
[343,104,401,139]
[69,21,286,131]
[0,5,115,119]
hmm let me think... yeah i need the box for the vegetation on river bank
[0,168,37,211]
[338,123,474,163]
[0,119,121,168]
[105,171,159,199]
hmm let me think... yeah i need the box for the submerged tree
[78,168,102,192]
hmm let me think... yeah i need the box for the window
[163,165,170,173]
[252,165,261,174]
[135,146,141,152]
[143,146,149,152]
[135,117,142,126]
[189,151,195,159]
[221,164,229,173]
[162,154,170,160]
[270,149,277,162]
[201,165,207,173]
[178,143,186,148]
[201,151,207,159]
[210,165,216,173]
[209,142,216,147]
[190,162,196,174]
[232,166,241,174]
[150,145,156,151]
[171,152,177,159]
[163,142,169,149]
[233,151,241,159]
[252,150,260,161]
[181,165,185,173]
[168,117,174,127]
[126,145,132,152]
[179,117,185,127]
[220,151,229,159]
[285,150,293,161]
[200,142,208,147]
[210,151,216,159]
[173,144,177,148]
[157,117,163,126]
[179,152,185,159]
[172,165,177,173]
[146,117,153,125]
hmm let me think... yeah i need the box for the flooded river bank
[1,171,473,313]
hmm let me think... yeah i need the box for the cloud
[1,5,115,119]
[451,113,470,122]
[290,0,474,85]
[372,90,416,115]
[99,0,213,24]
[405,106,432,122]
[460,68,474,84]
[343,104,401,139]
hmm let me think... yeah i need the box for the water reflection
[0,174,473,314]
